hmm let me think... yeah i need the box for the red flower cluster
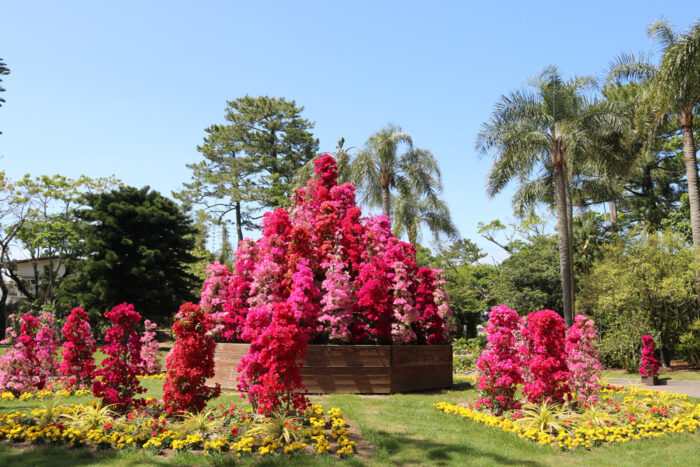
[521,310,571,404]
[238,302,309,416]
[59,308,96,388]
[475,305,524,414]
[92,303,146,412]
[639,334,660,377]
[163,303,221,414]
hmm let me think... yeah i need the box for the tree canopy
[59,186,198,324]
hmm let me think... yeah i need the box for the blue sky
[0,1,696,260]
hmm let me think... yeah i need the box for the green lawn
[1,378,699,466]
[602,369,700,382]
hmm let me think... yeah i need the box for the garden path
[608,378,700,398]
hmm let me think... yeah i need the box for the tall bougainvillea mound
[200,154,454,415]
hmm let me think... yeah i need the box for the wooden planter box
[208,343,453,394]
[641,375,659,386]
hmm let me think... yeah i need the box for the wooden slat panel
[390,363,452,392]
[304,345,391,367]
[391,345,453,366]
[299,367,389,376]
[208,343,452,393]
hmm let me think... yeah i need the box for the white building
[5,257,68,303]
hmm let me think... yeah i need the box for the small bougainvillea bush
[59,307,97,388]
[475,305,523,414]
[640,334,660,378]
[521,309,571,404]
[140,319,162,375]
[565,314,602,403]
[92,303,146,412]
[0,313,59,396]
[163,302,221,414]
[199,155,454,414]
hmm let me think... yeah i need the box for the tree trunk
[609,200,617,224]
[566,181,576,318]
[235,201,243,246]
[680,112,700,307]
[381,186,391,219]
[554,164,574,327]
[0,279,6,340]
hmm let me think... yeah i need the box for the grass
[1,378,699,466]
[602,369,700,382]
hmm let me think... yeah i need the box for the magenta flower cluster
[475,305,524,413]
[639,334,660,377]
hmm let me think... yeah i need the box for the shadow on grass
[367,429,544,466]
[450,382,474,391]
[0,444,172,467]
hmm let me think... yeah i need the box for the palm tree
[610,19,700,254]
[476,66,614,326]
[352,124,442,219]
[392,194,458,245]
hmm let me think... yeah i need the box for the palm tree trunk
[566,182,576,320]
[554,164,574,326]
[381,186,391,219]
[680,113,700,306]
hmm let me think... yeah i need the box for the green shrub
[452,336,485,373]
[678,319,700,368]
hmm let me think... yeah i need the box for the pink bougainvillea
[59,308,97,388]
[195,154,453,415]
[640,334,660,378]
[0,313,59,395]
[163,303,221,414]
[521,310,570,404]
[140,319,162,375]
[92,303,146,412]
[200,262,233,339]
[475,305,524,414]
[565,314,602,403]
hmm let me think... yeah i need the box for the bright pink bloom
[475,305,524,414]
[639,334,660,377]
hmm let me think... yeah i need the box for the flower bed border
[208,343,453,394]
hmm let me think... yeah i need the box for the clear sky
[0,1,696,260]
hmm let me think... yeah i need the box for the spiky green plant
[35,399,67,428]
[576,407,619,427]
[515,401,575,434]
[62,403,115,431]
[244,412,310,445]
[175,408,223,436]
